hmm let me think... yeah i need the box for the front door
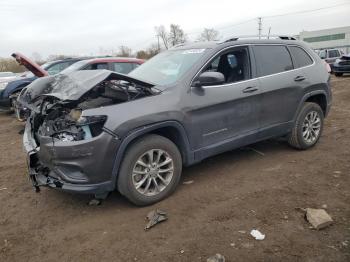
[186,46,261,156]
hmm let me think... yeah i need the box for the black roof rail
[222,35,297,43]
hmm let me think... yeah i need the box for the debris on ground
[144,209,168,230]
[0,187,7,191]
[306,208,333,230]
[183,180,194,185]
[88,199,102,206]
[250,229,265,240]
[207,253,225,262]
[180,249,185,254]
[238,230,246,234]
[322,204,328,209]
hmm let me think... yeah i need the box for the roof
[83,57,144,64]
[171,37,304,50]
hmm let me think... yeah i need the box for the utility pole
[258,17,262,39]
[267,27,271,39]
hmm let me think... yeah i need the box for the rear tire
[335,73,343,77]
[287,102,324,150]
[117,134,182,206]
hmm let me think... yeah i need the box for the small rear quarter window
[289,46,313,68]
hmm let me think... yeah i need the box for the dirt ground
[0,76,349,262]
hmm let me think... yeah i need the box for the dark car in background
[22,37,331,206]
[0,53,85,110]
[318,48,343,71]
[332,54,350,76]
[14,57,144,120]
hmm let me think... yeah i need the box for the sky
[0,0,349,59]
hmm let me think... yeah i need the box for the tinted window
[84,63,108,70]
[254,45,293,77]
[112,62,135,74]
[204,47,250,84]
[328,50,339,58]
[289,46,313,68]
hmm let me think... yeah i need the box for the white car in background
[0,72,18,83]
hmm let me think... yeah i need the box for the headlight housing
[0,82,8,91]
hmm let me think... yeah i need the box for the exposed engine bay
[24,70,158,143]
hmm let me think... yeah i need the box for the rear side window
[112,62,135,74]
[328,50,340,58]
[253,45,293,77]
[289,46,313,68]
[84,63,108,70]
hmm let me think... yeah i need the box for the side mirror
[192,71,225,87]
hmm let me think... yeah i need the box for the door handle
[242,86,258,93]
[294,75,306,82]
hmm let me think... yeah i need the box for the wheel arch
[110,121,193,188]
[293,90,329,121]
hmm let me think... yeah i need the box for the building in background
[299,26,350,53]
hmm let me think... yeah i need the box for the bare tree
[168,24,186,47]
[0,58,25,73]
[47,54,70,61]
[136,43,160,60]
[116,45,132,57]
[198,28,219,41]
[155,25,169,50]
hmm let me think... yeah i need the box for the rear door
[187,46,261,150]
[253,45,306,136]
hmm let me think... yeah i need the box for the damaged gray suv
[22,37,332,205]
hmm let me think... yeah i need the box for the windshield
[129,49,207,85]
[60,60,88,74]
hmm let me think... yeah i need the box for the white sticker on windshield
[182,49,205,54]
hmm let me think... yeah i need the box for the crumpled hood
[19,69,155,107]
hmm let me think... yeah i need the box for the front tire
[287,102,324,150]
[334,72,343,77]
[117,134,182,206]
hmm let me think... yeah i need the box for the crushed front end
[22,70,156,197]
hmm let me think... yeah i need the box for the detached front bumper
[23,120,119,196]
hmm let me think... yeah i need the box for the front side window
[129,49,207,85]
[203,47,251,84]
[254,45,293,77]
[289,46,313,68]
[112,62,135,74]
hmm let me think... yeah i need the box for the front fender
[109,120,193,189]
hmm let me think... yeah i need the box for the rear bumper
[332,64,350,73]
[23,120,118,196]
